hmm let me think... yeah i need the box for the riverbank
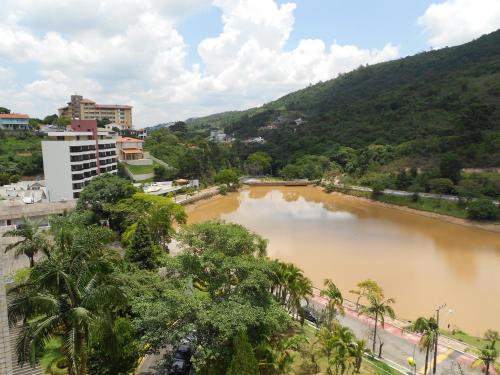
[323,187,500,234]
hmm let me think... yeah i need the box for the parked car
[302,306,318,324]
[168,343,192,375]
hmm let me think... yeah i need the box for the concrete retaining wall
[125,159,153,166]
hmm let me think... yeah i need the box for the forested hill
[186,29,500,168]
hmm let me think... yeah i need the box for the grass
[125,162,155,175]
[334,187,498,222]
[376,194,469,219]
[440,329,500,351]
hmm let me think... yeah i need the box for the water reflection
[187,186,500,333]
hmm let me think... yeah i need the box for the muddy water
[187,186,500,334]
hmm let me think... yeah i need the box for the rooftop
[96,104,133,109]
[0,113,30,119]
[117,136,144,143]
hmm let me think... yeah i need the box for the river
[187,186,500,335]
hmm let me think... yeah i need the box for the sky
[1,0,500,127]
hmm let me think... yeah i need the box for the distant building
[58,95,133,129]
[42,120,118,201]
[120,128,147,140]
[117,136,145,161]
[294,118,307,126]
[104,122,125,132]
[0,180,47,204]
[208,130,233,143]
[244,136,265,144]
[0,113,30,131]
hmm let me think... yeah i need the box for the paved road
[335,183,499,206]
[309,295,487,375]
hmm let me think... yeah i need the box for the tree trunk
[485,360,490,375]
[29,256,34,268]
[378,342,384,358]
[424,345,429,375]
[372,313,378,353]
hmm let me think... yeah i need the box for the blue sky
[0,0,499,126]
[178,1,436,69]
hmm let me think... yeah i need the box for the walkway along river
[186,186,500,335]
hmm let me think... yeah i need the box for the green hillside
[187,29,500,170]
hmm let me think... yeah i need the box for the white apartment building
[42,131,118,201]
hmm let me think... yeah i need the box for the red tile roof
[0,113,30,119]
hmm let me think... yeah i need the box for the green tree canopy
[246,151,272,175]
[467,198,500,220]
[77,174,137,220]
[214,168,240,186]
[440,153,462,184]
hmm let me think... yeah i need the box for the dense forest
[186,29,500,172]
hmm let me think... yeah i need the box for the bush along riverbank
[322,183,500,232]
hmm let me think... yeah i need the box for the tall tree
[408,317,438,375]
[349,279,384,310]
[475,347,498,375]
[2,217,48,267]
[125,218,157,269]
[358,295,396,353]
[8,223,125,375]
[320,279,345,327]
[226,331,259,375]
[439,153,462,184]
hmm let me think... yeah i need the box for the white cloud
[0,0,400,126]
[0,66,12,81]
[419,0,500,48]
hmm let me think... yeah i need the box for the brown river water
[187,186,500,335]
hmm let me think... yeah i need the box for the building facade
[58,95,133,128]
[117,137,145,161]
[0,255,13,375]
[0,113,30,131]
[42,120,118,201]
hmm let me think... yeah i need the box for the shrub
[467,198,500,221]
[370,178,386,200]
[324,183,336,193]
[428,178,454,195]
[218,184,229,195]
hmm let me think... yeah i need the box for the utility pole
[433,303,446,374]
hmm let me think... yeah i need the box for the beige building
[59,95,133,128]
[117,136,145,161]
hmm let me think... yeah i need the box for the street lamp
[433,303,447,374]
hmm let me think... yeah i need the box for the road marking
[417,349,454,374]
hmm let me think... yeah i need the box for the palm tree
[3,217,48,267]
[270,261,312,319]
[8,223,125,375]
[408,317,438,375]
[349,279,384,310]
[358,295,396,353]
[320,279,345,327]
[484,329,499,349]
[475,347,498,375]
[350,339,367,373]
